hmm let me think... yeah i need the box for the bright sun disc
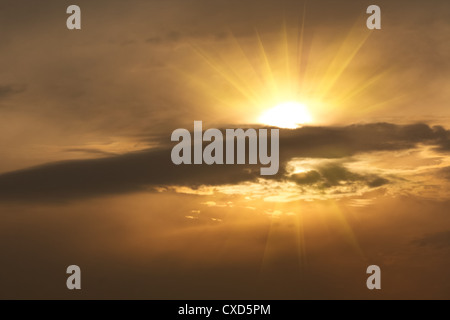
[259,102,313,129]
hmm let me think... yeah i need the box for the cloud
[0,84,26,99]
[290,170,321,185]
[440,167,450,180]
[146,31,182,44]
[412,231,450,249]
[0,147,262,202]
[367,177,390,188]
[289,164,390,189]
[279,123,448,162]
[64,148,118,157]
[0,123,449,202]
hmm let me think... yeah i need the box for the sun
[258,101,313,129]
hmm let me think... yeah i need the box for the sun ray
[188,43,261,106]
[328,202,365,259]
[317,17,372,101]
[296,2,307,95]
[175,6,393,126]
[167,64,238,111]
[259,204,279,276]
[227,29,267,92]
[255,29,279,98]
[282,19,292,94]
[336,69,389,105]
[294,211,308,273]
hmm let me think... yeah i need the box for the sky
[1,0,450,299]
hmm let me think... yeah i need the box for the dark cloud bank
[0,123,448,202]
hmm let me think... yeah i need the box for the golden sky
[1,0,450,299]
